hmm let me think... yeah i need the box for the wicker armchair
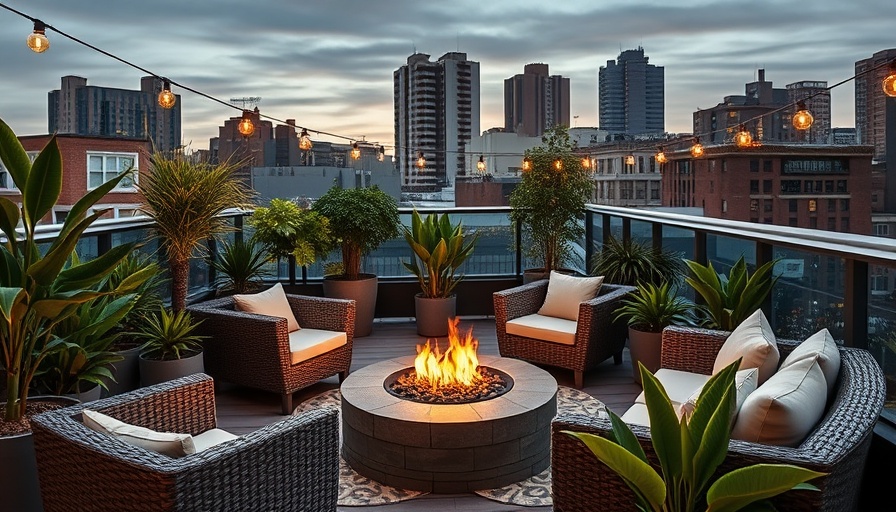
[493,280,636,388]
[551,326,886,512]
[31,373,339,512]
[187,294,354,414]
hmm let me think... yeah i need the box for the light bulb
[238,111,255,137]
[883,72,896,98]
[158,79,176,109]
[298,128,313,150]
[581,157,591,170]
[690,140,705,158]
[522,157,531,172]
[477,155,486,173]
[351,142,361,160]
[416,152,426,169]
[792,102,813,130]
[553,159,563,171]
[735,127,753,148]
[27,21,49,53]
[655,149,667,164]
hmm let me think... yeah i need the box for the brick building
[662,144,874,234]
[1,134,151,224]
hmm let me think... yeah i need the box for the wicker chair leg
[281,393,293,415]
[574,371,584,389]
[613,350,623,365]
[339,370,349,382]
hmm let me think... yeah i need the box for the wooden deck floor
[214,317,641,512]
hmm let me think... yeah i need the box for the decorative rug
[293,386,605,507]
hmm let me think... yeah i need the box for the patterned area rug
[293,386,605,507]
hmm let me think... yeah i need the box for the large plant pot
[323,274,377,337]
[414,294,456,337]
[628,327,663,385]
[66,383,102,404]
[0,396,79,512]
[104,345,142,397]
[139,351,205,387]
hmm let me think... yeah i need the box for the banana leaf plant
[0,117,138,422]
[565,360,825,512]
[402,210,479,298]
[684,256,778,331]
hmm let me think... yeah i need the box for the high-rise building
[598,47,664,135]
[394,52,480,192]
[48,76,181,152]
[855,48,896,161]
[504,63,569,137]
[214,108,273,187]
[693,69,791,144]
[786,81,831,144]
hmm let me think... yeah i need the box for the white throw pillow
[779,328,841,396]
[82,409,195,458]
[681,367,759,421]
[731,357,827,447]
[233,282,301,332]
[713,309,779,384]
[537,271,604,321]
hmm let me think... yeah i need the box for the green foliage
[107,252,168,344]
[564,360,825,512]
[138,154,255,311]
[0,117,137,421]
[312,186,400,280]
[402,210,479,298]
[134,308,207,361]
[684,256,778,330]
[249,198,333,267]
[509,125,592,271]
[208,238,270,294]
[592,235,685,287]
[613,282,694,333]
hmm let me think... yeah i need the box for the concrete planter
[323,274,377,337]
[139,351,205,387]
[414,294,456,337]
[104,345,142,397]
[628,327,662,385]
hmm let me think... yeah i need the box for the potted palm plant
[138,154,255,311]
[247,197,332,284]
[613,281,693,384]
[591,234,685,287]
[312,185,400,337]
[207,238,271,295]
[134,307,207,386]
[684,255,778,330]
[509,125,592,282]
[402,210,479,336]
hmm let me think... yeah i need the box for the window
[836,180,847,193]
[871,268,889,295]
[750,199,759,211]
[809,217,817,228]
[840,199,849,212]
[824,180,834,193]
[827,218,836,231]
[808,199,817,212]
[827,199,836,212]
[763,180,772,194]
[763,160,773,172]
[0,151,37,190]
[781,180,801,194]
[874,224,889,236]
[804,180,814,193]
[789,199,798,212]
[842,217,849,231]
[788,218,798,227]
[750,160,759,172]
[87,152,137,190]
[750,180,759,194]
[763,200,772,213]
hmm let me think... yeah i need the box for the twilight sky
[1,0,894,153]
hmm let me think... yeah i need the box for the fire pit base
[341,355,557,493]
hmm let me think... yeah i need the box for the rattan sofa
[187,293,354,414]
[551,325,886,512]
[30,373,339,512]
[493,280,636,388]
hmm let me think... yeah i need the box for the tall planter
[627,327,663,385]
[104,345,142,397]
[323,274,378,337]
[414,294,456,337]
[139,351,205,386]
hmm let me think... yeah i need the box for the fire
[414,318,482,391]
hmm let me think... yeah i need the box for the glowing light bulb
[522,157,531,172]
[351,142,361,160]
[238,111,255,137]
[416,152,426,169]
[735,126,753,148]
[581,157,591,170]
[158,79,176,109]
[655,149,667,164]
[883,72,896,98]
[690,140,705,158]
[476,155,486,173]
[27,21,49,53]
[553,159,563,171]
[298,128,313,150]
[792,102,813,130]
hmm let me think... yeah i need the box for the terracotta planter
[322,274,377,337]
[628,327,663,385]
[414,294,456,337]
[139,351,205,387]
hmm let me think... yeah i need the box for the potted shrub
[684,255,778,330]
[138,154,255,311]
[247,197,332,283]
[0,119,137,511]
[402,210,479,336]
[207,238,271,295]
[591,234,685,287]
[509,125,592,282]
[613,282,693,384]
[134,308,207,386]
[312,185,400,337]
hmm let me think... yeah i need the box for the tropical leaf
[23,136,62,232]
[707,464,825,512]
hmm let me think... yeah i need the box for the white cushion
[731,357,827,447]
[635,368,710,405]
[713,309,779,384]
[620,403,652,426]
[779,328,841,396]
[82,409,195,458]
[288,328,347,365]
[681,368,759,421]
[505,313,578,345]
[537,271,604,321]
[192,428,239,452]
[233,283,300,332]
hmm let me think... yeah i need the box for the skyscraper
[394,52,480,191]
[855,48,896,161]
[504,63,570,137]
[786,81,831,144]
[48,76,181,152]
[598,47,664,135]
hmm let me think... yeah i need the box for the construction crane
[229,97,261,109]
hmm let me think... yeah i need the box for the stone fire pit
[340,354,558,493]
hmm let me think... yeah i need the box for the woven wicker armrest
[287,294,356,335]
[188,299,291,365]
[493,279,549,321]
[660,325,731,374]
[578,284,636,329]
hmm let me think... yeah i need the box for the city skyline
[1,0,894,153]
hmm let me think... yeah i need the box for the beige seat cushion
[82,409,195,458]
[731,357,827,447]
[233,283,300,332]
[681,368,759,421]
[779,328,841,395]
[537,271,604,321]
[288,328,347,364]
[192,428,239,452]
[505,313,578,345]
[713,309,779,384]
[635,368,710,405]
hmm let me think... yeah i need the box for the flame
[414,318,482,391]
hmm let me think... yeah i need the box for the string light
[298,128,313,150]
[377,144,385,162]
[238,110,255,137]
[581,157,591,170]
[734,125,753,148]
[26,20,48,53]
[522,157,532,172]
[883,62,896,98]
[690,138,705,158]
[477,155,486,173]
[792,101,814,131]
[158,79,176,109]
[553,159,563,171]
[416,152,426,169]
[655,147,667,164]
[351,142,361,160]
